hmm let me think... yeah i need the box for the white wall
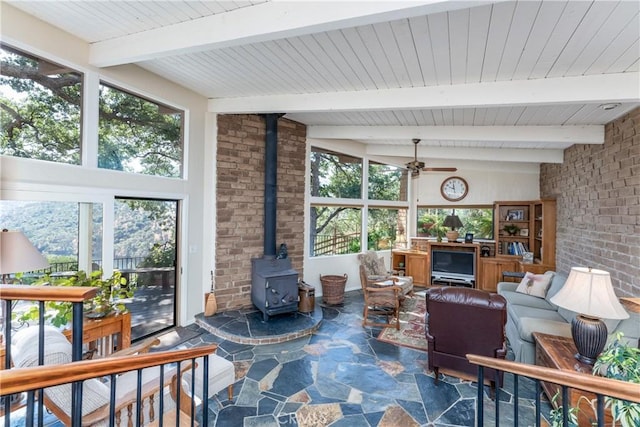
[0,4,213,326]
[303,140,540,295]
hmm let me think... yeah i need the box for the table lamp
[0,229,50,339]
[443,211,463,242]
[550,267,629,365]
[0,229,50,283]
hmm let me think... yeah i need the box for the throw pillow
[516,271,554,298]
[374,256,388,276]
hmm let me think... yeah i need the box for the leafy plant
[592,333,640,427]
[549,333,640,427]
[503,224,520,235]
[17,270,134,327]
[549,391,579,427]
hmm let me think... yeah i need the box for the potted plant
[18,270,135,327]
[549,332,640,427]
[503,224,520,236]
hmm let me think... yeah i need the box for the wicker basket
[320,274,347,305]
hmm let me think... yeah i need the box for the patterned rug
[377,295,428,352]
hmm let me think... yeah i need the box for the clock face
[440,176,468,201]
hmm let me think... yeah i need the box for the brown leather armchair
[425,287,507,391]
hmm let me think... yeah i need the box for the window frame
[416,205,495,241]
[98,81,185,178]
[309,146,409,257]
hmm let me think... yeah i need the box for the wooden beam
[308,125,604,144]
[90,1,493,67]
[208,73,639,113]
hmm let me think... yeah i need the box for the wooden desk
[1,311,131,368]
[533,332,613,426]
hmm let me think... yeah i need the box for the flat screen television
[431,250,475,283]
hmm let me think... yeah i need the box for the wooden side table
[533,332,613,426]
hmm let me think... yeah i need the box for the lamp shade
[443,215,463,230]
[0,230,49,274]
[550,267,629,320]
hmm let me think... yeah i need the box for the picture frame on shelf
[464,233,474,243]
[506,209,524,220]
[520,228,529,237]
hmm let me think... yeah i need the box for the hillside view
[0,200,172,262]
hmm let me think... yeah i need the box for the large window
[0,45,82,164]
[0,200,103,277]
[417,207,494,240]
[99,84,184,177]
[310,206,361,256]
[368,208,407,250]
[368,161,408,201]
[310,148,361,198]
[309,147,409,257]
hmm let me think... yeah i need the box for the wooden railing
[0,285,216,427]
[468,354,640,426]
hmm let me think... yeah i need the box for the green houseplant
[18,270,134,327]
[549,332,640,427]
[503,224,520,236]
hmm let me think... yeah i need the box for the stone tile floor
[3,289,554,427]
[184,290,554,426]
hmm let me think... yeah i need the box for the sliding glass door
[114,198,179,340]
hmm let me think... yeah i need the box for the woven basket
[320,274,347,305]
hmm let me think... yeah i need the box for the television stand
[426,241,480,287]
[431,277,475,288]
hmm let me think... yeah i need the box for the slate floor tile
[185,289,552,426]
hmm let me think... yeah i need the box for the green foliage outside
[0,46,183,178]
[310,149,407,256]
[418,208,493,240]
[17,270,134,327]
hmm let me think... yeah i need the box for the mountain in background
[0,200,165,259]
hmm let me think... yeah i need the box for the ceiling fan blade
[423,167,457,172]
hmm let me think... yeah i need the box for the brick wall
[540,107,639,297]
[215,114,306,310]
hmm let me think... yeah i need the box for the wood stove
[251,113,300,321]
[251,257,299,321]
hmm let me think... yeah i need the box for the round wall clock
[440,176,468,202]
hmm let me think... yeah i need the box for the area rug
[377,295,428,352]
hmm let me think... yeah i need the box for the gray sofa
[497,272,640,364]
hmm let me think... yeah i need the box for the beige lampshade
[550,267,629,320]
[0,230,50,274]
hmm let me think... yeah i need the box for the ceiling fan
[406,138,457,177]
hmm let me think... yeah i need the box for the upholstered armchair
[425,287,507,392]
[357,251,413,298]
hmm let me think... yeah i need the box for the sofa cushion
[609,310,640,347]
[507,304,567,335]
[500,290,556,310]
[545,272,566,308]
[518,317,572,343]
[515,271,554,298]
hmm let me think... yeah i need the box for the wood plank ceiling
[5,0,640,163]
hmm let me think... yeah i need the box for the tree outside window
[0,45,82,164]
